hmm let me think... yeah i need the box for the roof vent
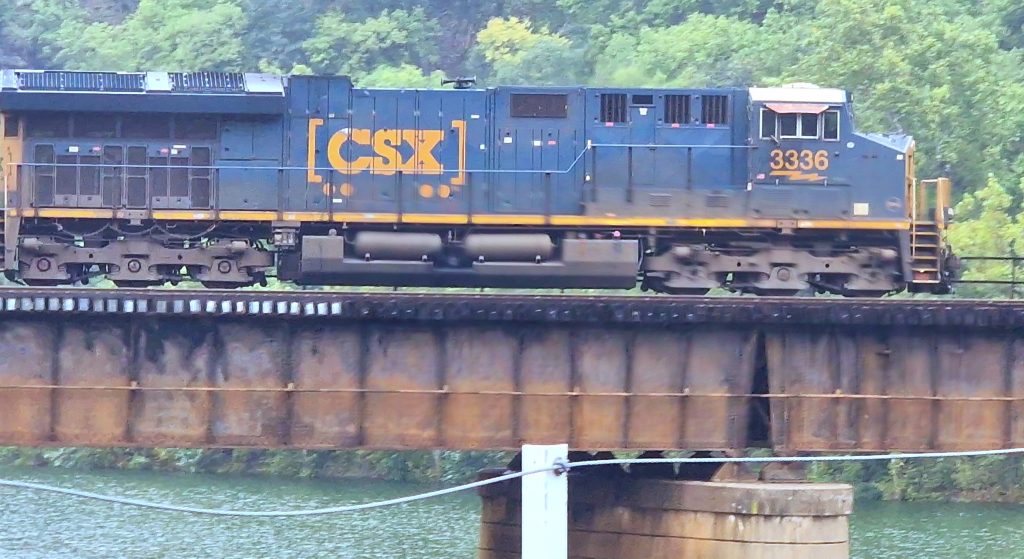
[16,71,145,92]
[169,72,246,93]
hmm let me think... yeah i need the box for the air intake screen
[701,95,729,125]
[600,93,627,123]
[664,94,691,124]
[18,71,145,92]
[170,72,246,93]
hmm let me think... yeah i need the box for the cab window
[778,113,818,139]
[759,109,776,139]
[2,115,18,137]
[778,114,799,137]
[761,107,841,141]
[822,110,840,141]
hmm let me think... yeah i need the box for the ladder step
[913,268,939,273]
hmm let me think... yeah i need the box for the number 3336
[770,149,829,171]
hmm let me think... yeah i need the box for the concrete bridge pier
[477,468,853,559]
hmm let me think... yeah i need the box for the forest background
[2,0,1024,501]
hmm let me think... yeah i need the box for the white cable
[569,446,1024,469]
[0,466,555,517]
[2,447,1023,517]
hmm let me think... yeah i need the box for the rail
[3,288,1024,326]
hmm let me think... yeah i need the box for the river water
[1,467,1023,558]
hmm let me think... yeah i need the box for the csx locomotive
[0,70,954,295]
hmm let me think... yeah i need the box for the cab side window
[822,110,840,141]
[759,109,776,139]
[779,114,799,137]
[760,107,842,141]
[3,115,19,137]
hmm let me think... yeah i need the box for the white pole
[521,444,569,559]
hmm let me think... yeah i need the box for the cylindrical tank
[353,231,443,260]
[464,234,554,262]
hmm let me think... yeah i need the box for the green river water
[1,467,1023,558]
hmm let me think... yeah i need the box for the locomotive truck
[0,70,955,295]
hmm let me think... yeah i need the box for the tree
[0,0,87,67]
[474,17,586,85]
[774,0,1024,196]
[239,0,328,73]
[54,0,249,71]
[592,14,772,87]
[947,175,1024,298]
[356,64,445,88]
[303,8,440,80]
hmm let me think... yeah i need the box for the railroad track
[0,287,1020,327]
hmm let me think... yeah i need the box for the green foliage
[0,0,87,66]
[778,0,1024,189]
[55,0,248,70]
[809,456,1024,502]
[303,8,440,80]
[593,15,769,87]
[474,17,586,85]
[0,446,511,484]
[947,175,1024,297]
[357,64,445,88]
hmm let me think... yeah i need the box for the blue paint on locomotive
[0,70,912,225]
[282,76,909,223]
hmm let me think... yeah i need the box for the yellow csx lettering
[327,128,444,175]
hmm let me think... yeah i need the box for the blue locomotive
[0,70,954,295]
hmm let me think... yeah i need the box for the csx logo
[307,119,466,183]
[328,128,444,174]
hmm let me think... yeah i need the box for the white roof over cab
[749,84,847,104]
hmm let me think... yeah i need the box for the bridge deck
[0,289,1020,452]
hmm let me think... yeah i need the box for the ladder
[909,178,951,287]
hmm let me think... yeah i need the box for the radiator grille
[18,71,145,92]
[169,72,246,93]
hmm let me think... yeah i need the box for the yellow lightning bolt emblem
[769,170,827,182]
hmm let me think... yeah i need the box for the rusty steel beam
[0,288,1021,452]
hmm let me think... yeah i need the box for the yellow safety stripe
[11,208,911,231]
[400,213,470,224]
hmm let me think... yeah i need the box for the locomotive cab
[749,85,888,220]
[739,85,953,294]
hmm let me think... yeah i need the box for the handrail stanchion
[521,443,568,559]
